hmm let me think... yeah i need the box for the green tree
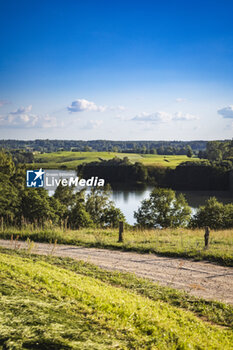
[206,141,223,161]
[134,188,191,228]
[0,151,20,224]
[54,185,94,228]
[54,183,76,207]
[101,206,125,228]
[84,145,92,152]
[134,162,148,182]
[0,175,20,224]
[141,146,147,154]
[0,150,15,175]
[190,197,233,229]
[150,148,157,154]
[86,185,125,227]
[186,146,193,158]
[49,196,67,224]
[21,188,58,225]
[68,189,93,229]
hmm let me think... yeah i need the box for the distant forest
[0,139,232,191]
[0,139,209,154]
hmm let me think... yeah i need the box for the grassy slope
[29,151,199,169]
[1,227,233,266]
[0,247,232,349]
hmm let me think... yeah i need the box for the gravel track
[1,239,233,304]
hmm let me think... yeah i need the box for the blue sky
[0,0,233,140]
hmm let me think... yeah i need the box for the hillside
[29,151,200,169]
[0,247,233,349]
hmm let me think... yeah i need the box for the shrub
[134,188,191,228]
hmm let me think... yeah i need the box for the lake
[46,170,233,225]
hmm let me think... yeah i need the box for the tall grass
[0,224,232,266]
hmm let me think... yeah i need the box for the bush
[190,197,233,229]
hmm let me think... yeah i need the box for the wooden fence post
[204,226,210,249]
[118,221,124,242]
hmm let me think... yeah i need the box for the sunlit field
[1,227,232,266]
[0,247,232,349]
[28,151,200,169]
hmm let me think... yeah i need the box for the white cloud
[0,111,38,128]
[132,111,198,123]
[133,111,173,123]
[173,112,199,121]
[67,99,107,113]
[39,115,62,128]
[82,119,103,129]
[0,105,61,128]
[218,105,233,118]
[67,99,125,113]
[175,98,186,103]
[10,105,32,114]
[109,105,126,111]
[115,114,131,121]
[117,105,125,111]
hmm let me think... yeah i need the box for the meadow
[29,151,199,169]
[0,247,233,349]
[1,227,232,266]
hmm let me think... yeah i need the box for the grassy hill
[29,151,200,170]
[0,247,232,349]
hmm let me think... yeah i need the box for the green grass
[29,151,199,169]
[0,247,233,349]
[1,226,233,266]
[0,225,233,266]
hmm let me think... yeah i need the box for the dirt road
[1,239,233,304]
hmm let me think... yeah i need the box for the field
[29,151,199,169]
[1,227,233,266]
[0,247,233,349]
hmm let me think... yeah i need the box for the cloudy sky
[0,0,233,140]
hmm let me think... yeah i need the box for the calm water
[46,170,233,225]
[110,188,233,225]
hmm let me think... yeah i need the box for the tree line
[198,140,233,161]
[134,188,233,229]
[77,157,148,187]
[0,151,125,229]
[1,139,232,159]
[0,139,207,154]
[0,150,232,231]
[78,157,233,191]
